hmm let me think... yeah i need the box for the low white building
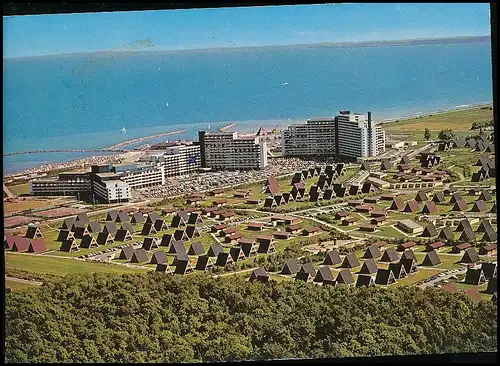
[114,164,165,189]
[92,172,131,204]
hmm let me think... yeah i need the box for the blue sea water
[3,40,493,174]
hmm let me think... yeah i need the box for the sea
[3,39,493,175]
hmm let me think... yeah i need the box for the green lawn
[383,105,493,132]
[6,253,148,276]
[393,268,442,287]
[5,279,40,291]
[7,183,31,196]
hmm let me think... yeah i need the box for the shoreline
[3,102,492,179]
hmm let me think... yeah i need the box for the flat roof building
[199,131,267,170]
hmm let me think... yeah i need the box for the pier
[219,123,237,132]
[3,129,188,157]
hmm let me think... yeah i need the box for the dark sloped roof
[471,199,487,212]
[459,228,476,242]
[299,262,316,277]
[461,248,480,263]
[359,258,378,274]
[141,222,157,236]
[116,211,130,222]
[96,231,114,245]
[114,228,133,242]
[422,250,441,266]
[485,277,497,294]
[432,191,446,203]
[464,267,486,285]
[403,200,419,212]
[102,221,118,234]
[169,240,187,255]
[388,262,407,279]
[478,190,493,201]
[195,255,215,271]
[313,266,335,282]
[456,219,472,232]
[119,245,135,260]
[60,238,79,252]
[482,228,497,242]
[438,226,454,241]
[79,235,98,249]
[130,249,148,263]
[207,242,224,257]
[187,241,205,255]
[249,267,269,282]
[323,250,341,265]
[60,217,76,230]
[401,249,416,261]
[150,250,167,264]
[27,239,48,253]
[421,201,438,214]
[10,237,30,252]
[336,269,355,285]
[87,221,101,233]
[380,248,400,262]
[415,190,428,202]
[341,253,361,268]
[266,175,281,195]
[75,212,89,225]
[106,211,118,221]
[400,257,418,274]
[363,244,381,259]
[131,211,145,223]
[356,274,375,287]
[26,226,43,239]
[142,237,160,251]
[421,223,438,237]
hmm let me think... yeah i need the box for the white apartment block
[281,118,337,156]
[92,173,131,204]
[146,142,201,177]
[115,164,165,189]
[199,131,268,170]
[282,111,385,159]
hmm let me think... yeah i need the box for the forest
[5,272,497,363]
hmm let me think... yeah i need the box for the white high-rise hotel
[282,111,385,159]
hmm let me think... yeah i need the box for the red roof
[370,210,387,217]
[428,241,445,249]
[482,244,497,251]
[288,223,302,231]
[465,288,482,301]
[4,234,17,250]
[266,175,281,195]
[213,224,227,230]
[238,238,254,244]
[28,239,48,253]
[455,243,472,250]
[336,211,350,217]
[227,232,243,240]
[223,227,237,234]
[274,232,291,238]
[400,241,417,249]
[256,235,273,241]
[441,283,457,294]
[12,237,30,252]
[247,222,264,228]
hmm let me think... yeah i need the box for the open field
[7,183,31,196]
[5,278,39,291]
[6,253,148,276]
[383,105,493,132]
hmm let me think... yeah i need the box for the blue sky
[3,3,491,58]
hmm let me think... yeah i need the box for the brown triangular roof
[380,248,400,262]
[390,197,405,210]
[421,201,438,214]
[265,175,281,195]
[341,253,360,268]
[323,250,342,265]
[415,190,428,202]
[421,223,438,237]
[131,211,145,224]
[421,250,441,266]
[359,258,378,274]
[388,262,407,279]
[281,259,301,275]
[363,244,381,259]
[187,241,205,255]
[150,250,167,265]
[27,239,48,253]
[130,249,149,263]
[403,200,420,212]
[432,191,446,203]
[313,266,335,282]
[438,226,454,241]
[471,199,487,212]
[401,249,416,261]
[336,269,355,285]
[456,219,472,232]
[114,228,133,242]
[249,267,269,283]
[195,255,215,271]
[460,248,480,263]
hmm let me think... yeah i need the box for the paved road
[418,266,468,289]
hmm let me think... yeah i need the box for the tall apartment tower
[282,111,385,159]
[198,130,267,170]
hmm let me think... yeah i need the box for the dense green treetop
[5,273,497,362]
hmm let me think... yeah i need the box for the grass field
[7,183,31,196]
[6,253,148,276]
[5,279,40,291]
[383,105,493,132]
[393,268,442,287]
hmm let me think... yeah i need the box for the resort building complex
[143,141,202,177]
[198,131,268,170]
[282,111,386,160]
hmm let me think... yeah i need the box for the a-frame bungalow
[400,257,418,274]
[187,241,205,256]
[421,223,438,237]
[60,238,79,252]
[26,225,43,239]
[438,226,454,241]
[459,228,476,242]
[153,219,169,232]
[482,228,497,243]
[359,258,378,275]
[114,228,133,242]
[130,249,149,263]
[452,199,469,211]
[168,240,187,255]
[323,250,342,266]
[57,229,75,242]
[388,262,407,279]
[460,247,480,263]
[215,251,234,267]
[456,219,473,232]
[432,191,446,204]
[160,233,174,247]
[142,237,160,251]
[401,249,417,261]
[96,231,114,245]
[60,217,76,230]
[363,244,381,259]
[146,212,161,225]
[229,246,246,262]
[115,211,130,223]
[375,268,396,285]
[195,255,215,271]
[341,253,360,268]
[27,239,48,253]
[256,236,276,254]
[130,211,145,224]
[155,263,173,273]
[106,210,118,222]
[281,259,301,275]
[380,248,400,263]
[313,266,335,283]
[249,267,269,283]
[10,237,30,252]
[356,274,376,287]
[185,225,201,239]
[464,267,487,285]
[173,229,189,242]
[238,238,258,257]
[141,223,157,236]
[421,250,441,266]
[75,212,89,225]
[150,250,168,265]
[79,235,99,249]
[207,242,224,258]
[336,269,355,285]
[102,222,118,235]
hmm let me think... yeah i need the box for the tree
[438,129,455,142]
[424,128,432,140]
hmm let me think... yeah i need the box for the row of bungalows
[419,152,441,168]
[4,234,48,253]
[463,261,497,286]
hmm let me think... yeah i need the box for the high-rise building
[199,131,268,170]
[145,141,201,177]
[282,111,385,159]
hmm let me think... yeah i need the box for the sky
[3,3,491,58]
